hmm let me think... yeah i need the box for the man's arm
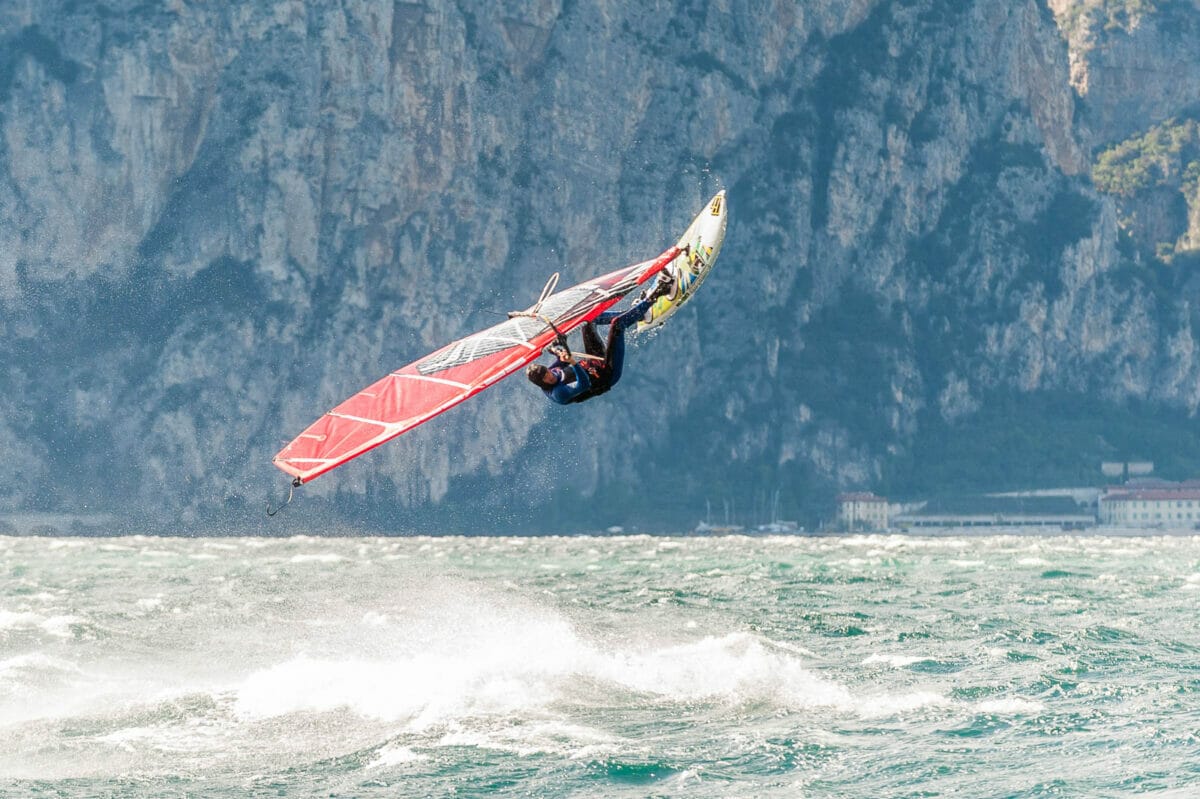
[549,343,574,364]
[547,362,592,404]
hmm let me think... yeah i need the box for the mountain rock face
[1052,1,1200,260]
[1050,0,1200,143]
[3,0,1200,531]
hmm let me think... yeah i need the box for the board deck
[636,190,728,333]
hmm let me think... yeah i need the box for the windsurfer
[526,270,676,404]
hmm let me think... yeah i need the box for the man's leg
[581,322,605,357]
[596,271,673,327]
[614,295,656,333]
[602,296,656,387]
[603,323,628,387]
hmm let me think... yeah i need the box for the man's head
[526,363,559,387]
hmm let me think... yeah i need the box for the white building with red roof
[1099,482,1200,528]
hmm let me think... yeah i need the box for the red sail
[273,246,680,484]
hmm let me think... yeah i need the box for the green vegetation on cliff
[1092,118,1200,197]
[1092,117,1200,258]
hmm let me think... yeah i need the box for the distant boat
[755,521,801,534]
[693,521,745,535]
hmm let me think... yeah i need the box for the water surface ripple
[1,534,1198,797]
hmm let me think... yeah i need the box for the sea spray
[1,534,1198,796]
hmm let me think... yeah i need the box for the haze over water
[2,533,1198,797]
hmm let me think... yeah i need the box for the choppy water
[2,534,1199,797]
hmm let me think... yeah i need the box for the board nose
[709,189,727,219]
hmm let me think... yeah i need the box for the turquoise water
[2,533,1199,797]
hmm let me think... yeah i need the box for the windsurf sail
[272,246,680,485]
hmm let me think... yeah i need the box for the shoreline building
[891,495,1094,530]
[1098,481,1200,528]
[837,493,889,531]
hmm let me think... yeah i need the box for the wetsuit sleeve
[544,363,591,404]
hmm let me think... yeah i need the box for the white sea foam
[862,653,927,668]
[670,767,705,787]
[0,610,82,638]
[369,744,429,768]
[589,632,858,712]
[232,593,584,726]
[436,719,617,757]
[857,690,949,718]
[39,615,83,638]
[0,610,43,630]
[976,698,1044,715]
[230,593,943,732]
[47,539,89,549]
[288,553,345,563]
[0,653,85,715]
[97,720,227,754]
[0,652,82,681]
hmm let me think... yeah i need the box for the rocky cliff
[3,0,1200,532]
